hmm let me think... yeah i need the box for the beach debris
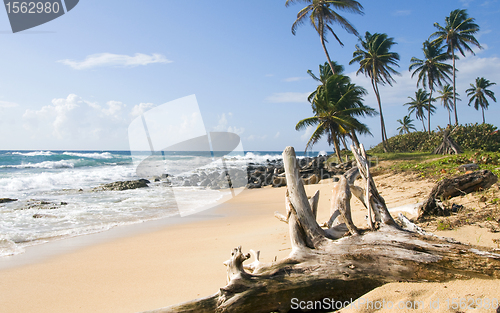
[145,145,500,313]
[433,128,463,155]
[92,179,150,191]
[419,170,498,219]
[458,163,480,172]
[0,198,17,204]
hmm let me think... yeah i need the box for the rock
[302,174,320,185]
[60,202,68,205]
[247,182,261,189]
[93,179,150,191]
[272,176,287,188]
[0,198,17,204]
[332,176,340,182]
[200,178,211,187]
[161,173,169,179]
[32,213,57,219]
[458,163,480,172]
[152,176,161,182]
[182,180,192,187]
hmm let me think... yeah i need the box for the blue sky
[0,0,499,152]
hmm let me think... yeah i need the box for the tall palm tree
[397,115,417,135]
[436,84,460,126]
[430,9,481,125]
[409,41,452,134]
[404,89,436,132]
[296,74,376,162]
[286,0,364,75]
[466,77,497,124]
[350,32,400,152]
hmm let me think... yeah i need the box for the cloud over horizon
[59,53,172,70]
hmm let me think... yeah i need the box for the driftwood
[144,146,500,313]
[419,170,498,219]
[433,128,463,155]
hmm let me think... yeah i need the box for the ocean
[0,150,321,257]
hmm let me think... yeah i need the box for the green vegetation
[397,115,416,135]
[430,9,482,125]
[350,32,400,153]
[286,0,363,75]
[383,151,500,179]
[370,123,500,153]
[296,65,376,163]
[466,77,497,124]
[409,40,452,133]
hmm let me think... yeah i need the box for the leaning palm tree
[430,9,482,125]
[466,77,497,124]
[409,40,452,134]
[404,89,436,132]
[296,74,376,163]
[397,115,417,135]
[286,0,364,75]
[436,84,460,126]
[350,32,400,152]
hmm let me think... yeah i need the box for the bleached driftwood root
[144,146,500,313]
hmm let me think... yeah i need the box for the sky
[0,0,499,152]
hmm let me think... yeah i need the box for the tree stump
[433,128,463,155]
[144,146,500,313]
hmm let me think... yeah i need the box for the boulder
[93,179,150,191]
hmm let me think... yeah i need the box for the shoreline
[1,175,499,312]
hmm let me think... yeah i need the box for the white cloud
[274,131,280,138]
[212,113,244,135]
[59,53,172,70]
[247,134,267,141]
[0,101,19,108]
[393,10,411,16]
[22,94,129,141]
[300,126,314,141]
[130,103,156,118]
[266,92,311,103]
[284,76,309,82]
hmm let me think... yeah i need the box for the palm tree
[307,61,344,103]
[350,32,400,152]
[404,89,436,132]
[436,84,460,126]
[409,41,452,134]
[466,77,497,124]
[430,9,482,125]
[286,0,364,75]
[397,115,417,135]
[296,73,376,162]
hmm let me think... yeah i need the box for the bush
[370,123,500,153]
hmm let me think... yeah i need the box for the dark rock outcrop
[93,179,150,191]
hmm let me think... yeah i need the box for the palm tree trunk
[448,109,452,126]
[421,118,426,132]
[371,78,388,153]
[333,135,342,164]
[452,49,458,125]
[428,89,433,134]
[320,32,335,75]
[350,131,361,149]
[482,107,485,124]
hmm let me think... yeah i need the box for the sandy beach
[1,174,499,313]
